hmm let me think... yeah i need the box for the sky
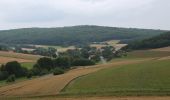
[0,0,170,30]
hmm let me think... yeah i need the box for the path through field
[23,96,170,100]
[0,59,153,97]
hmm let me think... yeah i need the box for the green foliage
[124,31,170,50]
[53,56,71,69]
[0,25,164,46]
[37,57,54,71]
[72,59,95,66]
[0,71,9,81]
[0,44,11,51]
[53,67,65,75]
[101,46,115,61]
[26,71,33,79]
[6,74,15,83]
[32,47,57,57]
[2,61,28,78]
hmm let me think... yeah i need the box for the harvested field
[0,56,34,64]
[151,47,170,52]
[0,58,152,97]
[0,51,41,61]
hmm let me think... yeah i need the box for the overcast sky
[0,0,170,30]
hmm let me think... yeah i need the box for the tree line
[0,25,164,46]
[122,32,170,50]
[0,45,126,82]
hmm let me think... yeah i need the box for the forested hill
[0,25,165,46]
[123,31,170,50]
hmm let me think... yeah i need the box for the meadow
[62,59,170,96]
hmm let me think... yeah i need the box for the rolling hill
[124,31,170,50]
[0,25,165,46]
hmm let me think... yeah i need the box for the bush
[37,57,54,71]
[26,71,33,79]
[72,59,95,66]
[39,69,49,76]
[0,71,9,81]
[3,61,28,77]
[6,74,15,83]
[53,68,64,75]
[53,56,71,69]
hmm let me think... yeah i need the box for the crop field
[127,50,170,58]
[0,58,150,97]
[0,50,170,100]
[90,40,126,50]
[151,46,170,52]
[62,59,170,96]
[35,45,75,52]
[0,51,41,61]
[0,56,33,64]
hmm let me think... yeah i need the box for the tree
[48,47,57,57]
[101,46,115,61]
[53,56,71,69]
[0,71,9,81]
[3,61,27,77]
[53,68,64,75]
[36,57,54,70]
[72,59,95,66]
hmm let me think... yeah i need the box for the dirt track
[23,96,170,100]
[0,59,152,97]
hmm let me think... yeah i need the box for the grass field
[21,62,35,69]
[62,59,170,96]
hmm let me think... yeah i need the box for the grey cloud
[0,0,170,30]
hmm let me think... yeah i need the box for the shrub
[6,74,15,83]
[72,59,95,66]
[39,69,49,76]
[36,57,54,71]
[4,61,28,77]
[0,71,9,81]
[53,56,71,69]
[26,71,33,79]
[53,68,64,75]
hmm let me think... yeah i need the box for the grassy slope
[62,59,170,96]
[62,50,170,96]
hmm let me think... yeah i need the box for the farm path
[0,58,153,97]
[24,96,170,100]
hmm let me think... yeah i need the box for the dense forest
[123,31,170,50]
[0,25,165,46]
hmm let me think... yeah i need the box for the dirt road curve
[0,59,152,97]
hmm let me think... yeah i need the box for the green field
[21,62,35,69]
[62,59,170,96]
